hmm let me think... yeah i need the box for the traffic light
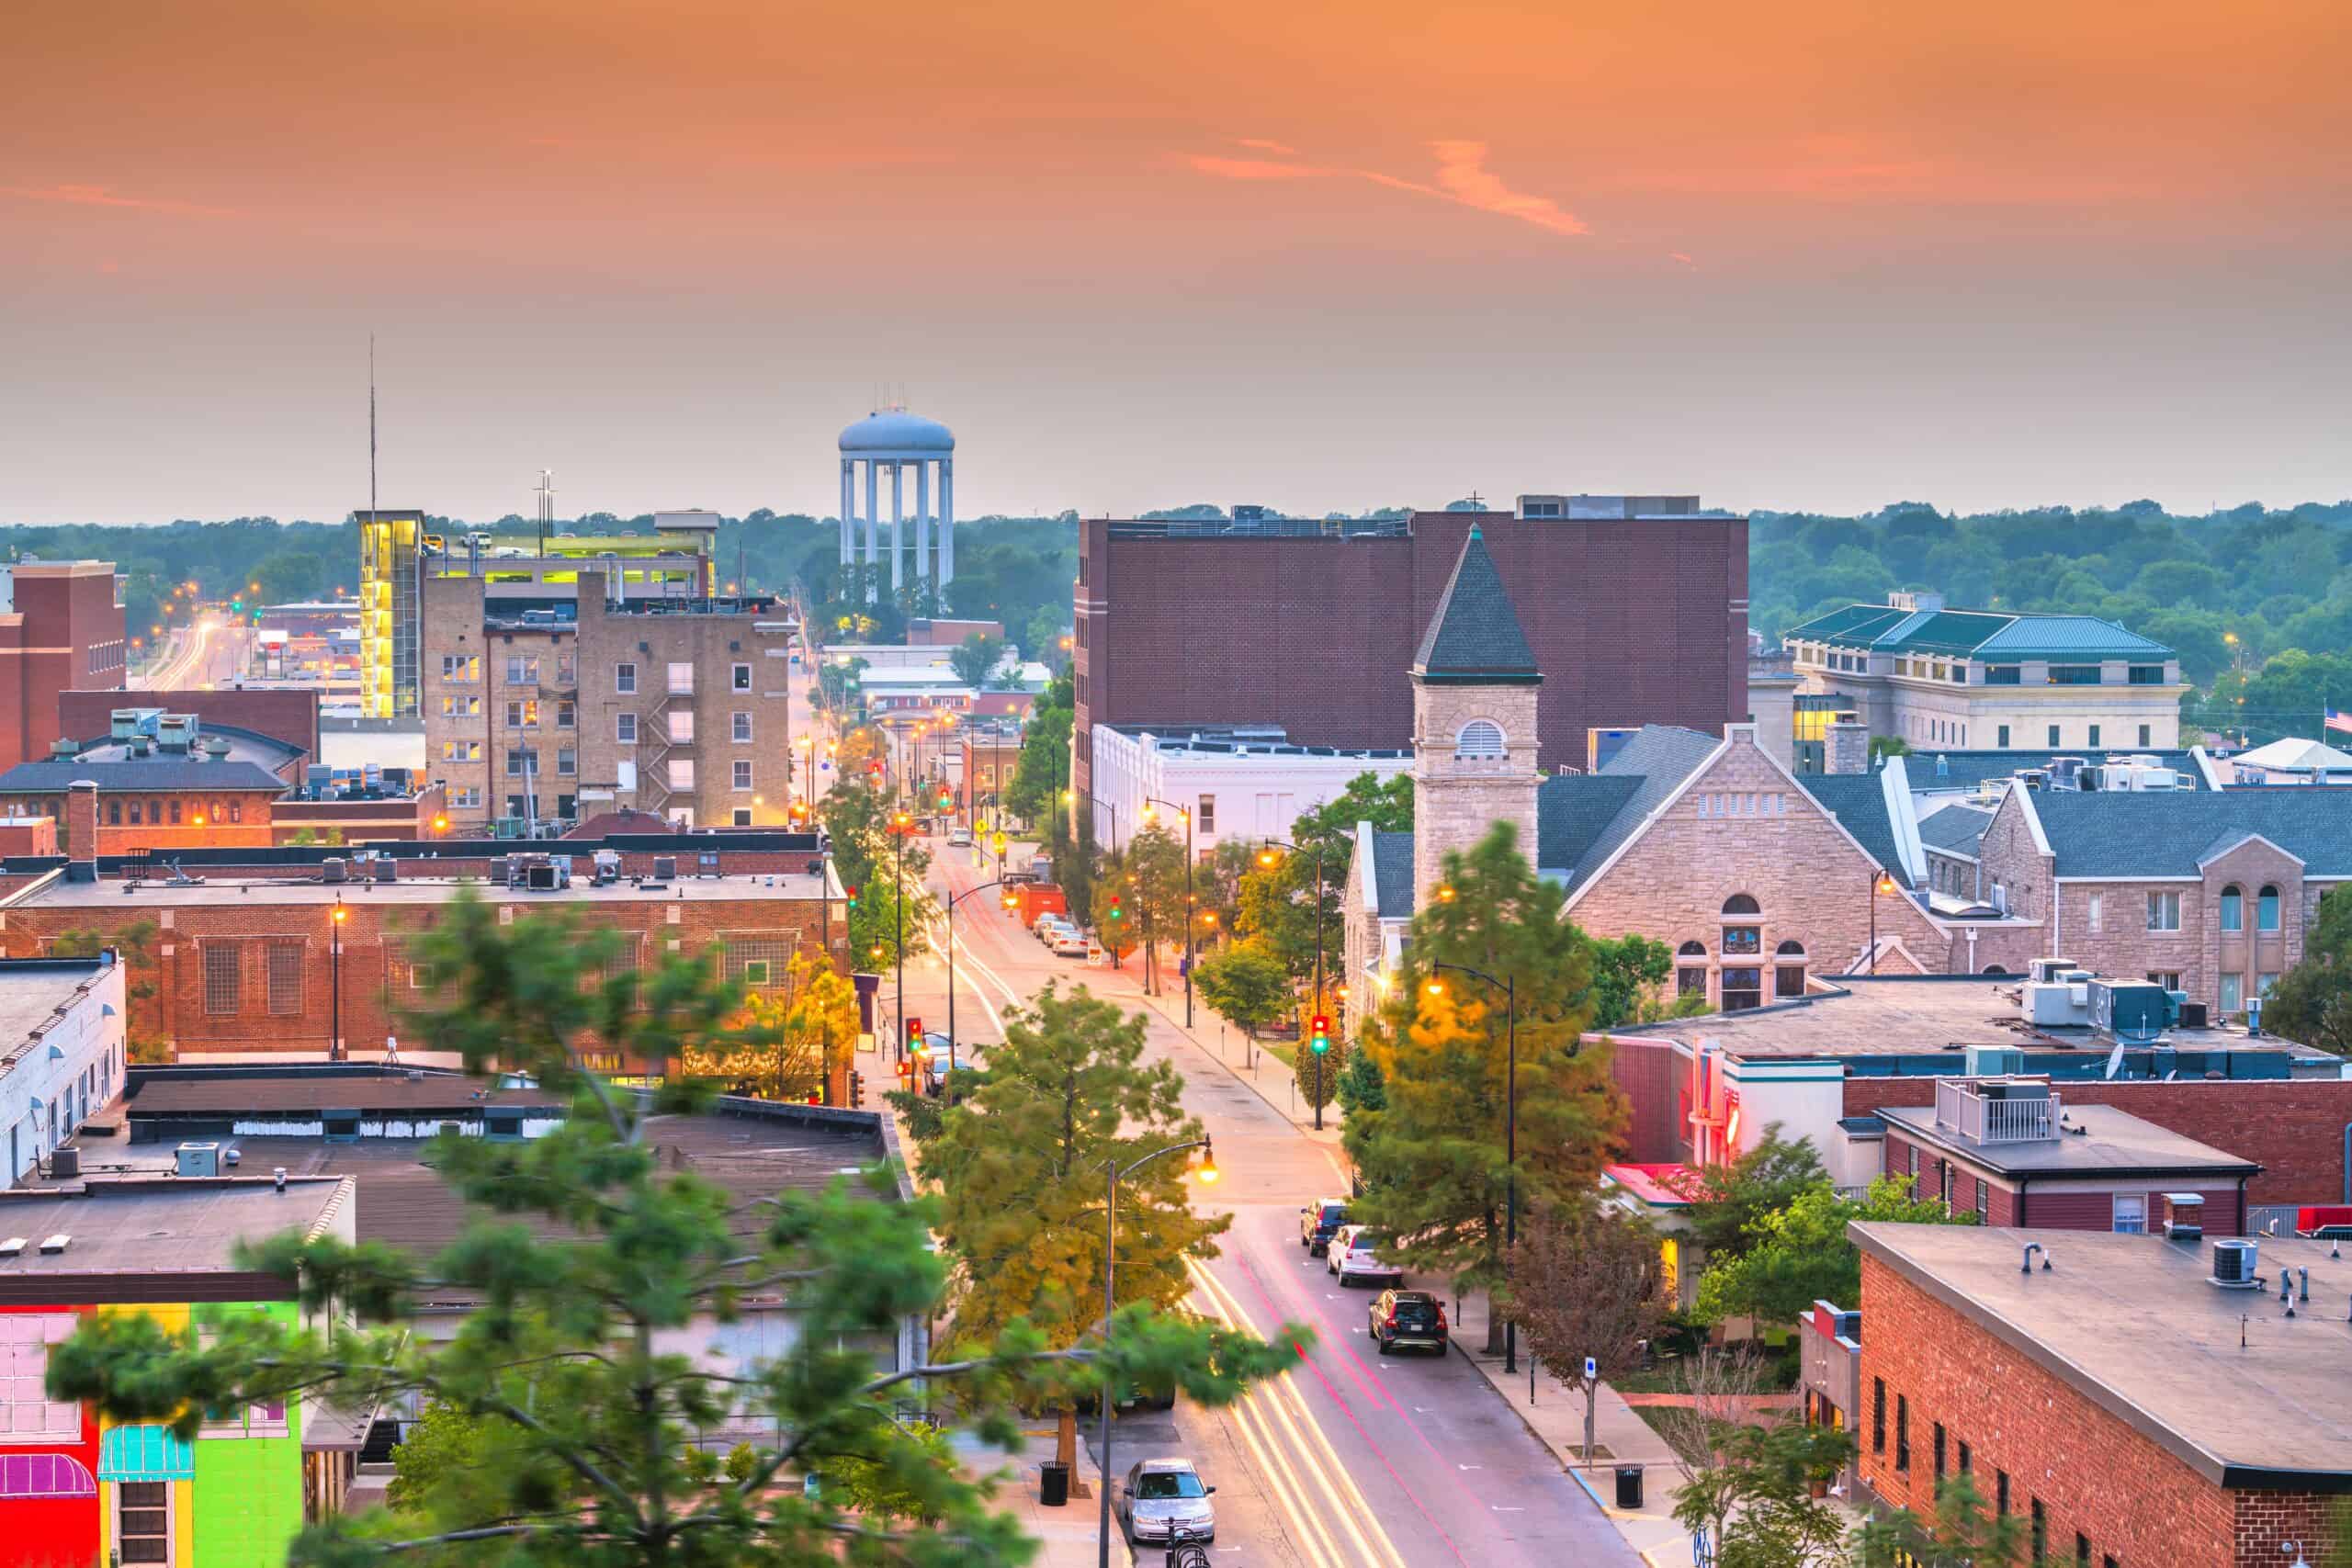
[849,1069,866,1108]
[844,886,859,908]
[907,1017,926,1056]
[938,788,953,809]
[895,1058,911,1082]
[1105,892,1124,923]
[1309,1015,1331,1055]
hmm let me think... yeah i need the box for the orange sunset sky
[4,0,2348,523]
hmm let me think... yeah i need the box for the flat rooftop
[1852,1223,2352,1488]
[1604,976,2327,1071]
[0,1178,346,1276]
[21,870,827,909]
[1877,1100,2258,1179]
[127,1071,562,1118]
[0,959,111,1071]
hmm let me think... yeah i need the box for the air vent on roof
[2211,1237,2261,1288]
[37,1235,69,1256]
[0,1238,25,1259]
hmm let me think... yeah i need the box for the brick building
[421,569,793,831]
[1073,498,1748,806]
[1851,1222,2352,1566]
[57,687,320,764]
[1974,784,2352,1019]
[0,563,127,773]
[0,839,842,1062]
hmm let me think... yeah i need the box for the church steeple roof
[1411,526,1541,684]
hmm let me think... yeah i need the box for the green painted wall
[188,1302,306,1565]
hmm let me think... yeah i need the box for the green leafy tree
[1669,1125,1831,1263]
[947,632,1004,689]
[1669,1419,1855,1568]
[2267,883,2352,1055]
[1115,822,1191,997]
[1851,1472,2026,1566]
[1335,1044,1386,1116]
[1193,939,1293,1045]
[1696,1176,1975,1325]
[1507,1199,1660,1462]
[1003,666,1073,841]
[51,920,166,1059]
[1588,933,1677,1029]
[1293,1018,1345,1113]
[1343,822,1625,1350]
[821,780,939,968]
[44,894,1289,1567]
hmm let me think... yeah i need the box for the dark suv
[1297,1199,1349,1256]
[1367,1289,1448,1355]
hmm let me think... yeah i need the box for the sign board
[1583,1356,1598,1382]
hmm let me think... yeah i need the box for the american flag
[2330,707,2352,737]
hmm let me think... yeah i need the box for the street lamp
[1141,798,1194,1026]
[1869,869,1898,974]
[891,811,912,1060]
[1258,839,1332,1127]
[942,878,1021,1108]
[1097,1135,1216,1568]
[1427,960,1536,1373]
[329,897,349,1061]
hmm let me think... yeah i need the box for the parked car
[1366,1289,1448,1355]
[947,826,973,847]
[1298,1199,1350,1255]
[1048,930,1090,958]
[1118,1457,1215,1545]
[1328,1225,1402,1288]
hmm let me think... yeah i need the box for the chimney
[1827,721,1871,776]
[64,781,98,879]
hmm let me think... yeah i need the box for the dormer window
[1454,721,1505,760]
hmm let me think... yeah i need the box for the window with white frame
[558,748,577,777]
[615,661,638,694]
[505,655,539,685]
[440,740,481,762]
[450,786,481,808]
[732,663,752,691]
[616,712,638,744]
[668,759,695,791]
[667,709,694,744]
[732,711,752,743]
[504,699,537,728]
[0,1314,85,1441]
[2146,892,2181,931]
[2086,892,2103,933]
[733,760,752,791]
[441,654,480,682]
[667,661,695,694]
[1454,720,1505,759]
[557,701,575,729]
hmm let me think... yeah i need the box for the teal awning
[98,1425,194,1482]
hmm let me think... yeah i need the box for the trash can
[1039,1461,1071,1507]
[1614,1465,1643,1510]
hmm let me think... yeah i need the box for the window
[2139,724,2152,747]
[732,663,752,691]
[2146,892,2180,931]
[2031,1499,2046,1561]
[2087,724,2101,747]
[1722,926,1759,954]
[506,748,537,778]
[558,649,577,685]
[1677,966,1707,998]
[441,739,481,762]
[2221,886,2243,931]
[227,799,241,823]
[733,760,752,791]
[1775,964,1806,998]
[558,748,577,777]
[118,1480,169,1563]
[504,699,538,728]
[1894,1394,1908,1471]
[441,654,480,682]
[662,708,693,744]
[667,661,694,694]
[2258,971,2278,998]
[2258,885,2281,931]
[1985,665,2021,685]
[2112,1194,2147,1234]
[451,786,481,808]
[2050,665,2101,685]
[2048,724,2062,746]
[0,1314,83,1441]
[1997,724,2011,749]
[732,711,752,742]
[667,759,695,790]
[557,701,575,729]
[1872,1378,1885,1452]
[2220,972,2243,1012]
[1454,720,1505,759]
[440,694,480,716]
[2086,892,2103,933]
[107,800,120,826]
[1996,1469,2010,1515]
[1932,1422,1945,1480]
[1197,795,1216,832]
[616,661,638,694]
[732,807,752,826]
[2128,664,2166,684]
[505,654,539,685]
[1722,893,1760,915]
[411,960,436,990]
[266,943,302,1016]
[616,712,639,744]
[1721,967,1762,1011]
[2076,1534,2090,1566]
[202,944,240,1014]
[2146,970,2181,989]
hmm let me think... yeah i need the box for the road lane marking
[1183,1261,1349,1568]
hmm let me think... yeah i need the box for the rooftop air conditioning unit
[48,1146,79,1179]
[175,1142,220,1179]
[652,855,678,880]
[322,857,349,884]
[2211,1237,2261,1288]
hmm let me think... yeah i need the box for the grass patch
[1255,1038,1296,1069]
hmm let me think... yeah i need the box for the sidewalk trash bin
[1614,1465,1643,1510]
[1039,1461,1070,1507]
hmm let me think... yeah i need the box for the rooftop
[2232,737,2352,775]
[0,958,117,1075]
[1917,801,1996,856]
[1411,527,1541,684]
[1877,1099,2259,1179]
[2028,787,2352,878]
[1102,725,1412,762]
[1788,601,2175,663]
[126,1069,563,1118]
[0,758,288,795]
[1906,749,2205,794]
[1601,975,2326,1071]
[1851,1223,2352,1489]
[17,868,827,910]
[0,1177,348,1278]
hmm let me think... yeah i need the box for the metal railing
[1935,1078,2057,1143]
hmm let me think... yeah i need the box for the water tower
[839,406,955,602]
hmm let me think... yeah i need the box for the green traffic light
[1311,1037,1329,1055]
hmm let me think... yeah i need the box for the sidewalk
[1447,1292,1699,1568]
[972,1430,1116,1567]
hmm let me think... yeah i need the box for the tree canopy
[2267,883,2352,1055]
[1695,1175,1974,1325]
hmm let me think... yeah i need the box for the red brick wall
[12,570,127,772]
[1846,1077,2352,1208]
[1072,510,1747,795]
[60,687,320,760]
[1857,1251,2275,1567]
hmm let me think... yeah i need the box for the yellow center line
[1189,1258,1411,1568]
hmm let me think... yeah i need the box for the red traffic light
[1310,1015,1329,1034]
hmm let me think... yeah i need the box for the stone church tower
[1410,526,1544,900]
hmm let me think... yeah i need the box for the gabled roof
[1785,602,2173,662]
[1794,773,1906,877]
[1411,527,1539,684]
[1917,802,1996,856]
[1547,726,1722,888]
[1369,830,1417,919]
[2033,789,2352,878]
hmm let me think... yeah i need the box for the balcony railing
[1935,1078,2057,1144]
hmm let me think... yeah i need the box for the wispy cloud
[0,183,237,218]
[1186,141,1587,238]
[1236,138,1298,155]
[1667,251,1696,269]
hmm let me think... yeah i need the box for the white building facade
[0,955,129,1187]
[1086,725,1411,859]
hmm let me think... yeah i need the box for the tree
[1003,666,1073,840]
[1117,823,1191,997]
[680,951,858,1101]
[820,779,939,968]
[1193,940,1292,1045]
[1851,1472,2026,1566]
[1588,933,1676,1029]
[911,982,1241,1464]
[1669,1125,1831,1264]
[1335,1043,1385,1116]
[51,920,166,1059]
[815,653,868,713]
[2267,884,2352,1055]
[1508,1199,1659,1462]
[44,894,1293,1567]
[1294,1020,1345,1114]
[1669,1417,1854,1568]
[947,632,1004,689]
[1696,1176,1975,1325]
[1343,822,1624,1350]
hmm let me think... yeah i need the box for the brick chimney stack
[64,780,98,879]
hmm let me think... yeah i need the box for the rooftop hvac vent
[37,1235,69,1256]
[0,1237,24,1260]
[2211,1237,2261,1288]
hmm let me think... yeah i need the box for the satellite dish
[2103,1041,2126,1080]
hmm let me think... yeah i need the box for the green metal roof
[1786,603,2174,662]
